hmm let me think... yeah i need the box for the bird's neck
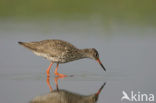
[80,48,92,58]
[82,94,97,103]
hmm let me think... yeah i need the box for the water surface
[0,20,156,103]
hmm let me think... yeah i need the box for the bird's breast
[33,50,85,63]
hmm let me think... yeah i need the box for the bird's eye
[96,52,99,57]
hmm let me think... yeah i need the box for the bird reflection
[30,76,106,103]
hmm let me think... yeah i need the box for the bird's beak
[97,58,106,71]
[96,82,106,96]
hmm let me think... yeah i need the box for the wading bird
[18,39,106,77]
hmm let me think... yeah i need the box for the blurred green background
[0,0,155,24]
[0,0,156,37]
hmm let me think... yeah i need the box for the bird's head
[87,82,106,103]
[82,48,106,71]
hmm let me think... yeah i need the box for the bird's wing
[28,40,78,57]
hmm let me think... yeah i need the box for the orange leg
[46,76,53,92]
[54,76,66,90]
[54,77,59,90]
[54,64,67,77]
[46,62,53,77]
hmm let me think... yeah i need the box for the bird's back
[18,39,83,63]
[30,89,96,103]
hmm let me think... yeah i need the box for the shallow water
[0,20,156,103]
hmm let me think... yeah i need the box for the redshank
[31,81,106,103]
[18,39,106,77]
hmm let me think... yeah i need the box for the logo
[121,90,154,102]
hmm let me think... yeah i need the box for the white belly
[33,51,66,63]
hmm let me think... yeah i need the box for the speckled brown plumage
[30,82,106,103]
[18,40,84,63]
[18,39,106,77]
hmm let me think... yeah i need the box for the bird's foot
[55,73,67,77]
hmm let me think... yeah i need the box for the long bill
[97,58,106,72]
[96,82,106,96]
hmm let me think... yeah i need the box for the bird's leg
[46,62,53,77]
[46,75,53,92]
[54,63,67,77]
